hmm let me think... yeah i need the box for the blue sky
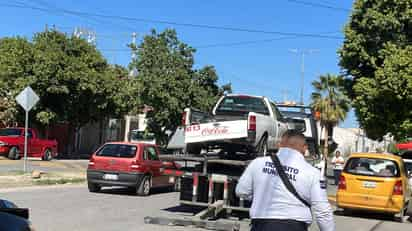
[1,0,358,127]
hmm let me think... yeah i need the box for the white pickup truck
[182,94,303,156]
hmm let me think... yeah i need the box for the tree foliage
[339,0,412,140]
[311,74,350,155]
[0,30,134,131]
[130,29,231,144]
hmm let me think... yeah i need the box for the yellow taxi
[336,152,412,222]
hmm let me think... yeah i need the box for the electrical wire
[0,2,343,39]
[286,0,351,12]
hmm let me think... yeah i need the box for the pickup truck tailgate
[185,120,248,143]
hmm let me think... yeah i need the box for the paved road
[1,184,411,231]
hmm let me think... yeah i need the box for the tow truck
[145,153,251,231]
[144,98,311,231]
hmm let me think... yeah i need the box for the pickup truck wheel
[8,147,20,160]
[186,144,201,155]
[42,149,52,161]
[137,176,151,196]
[256,136,268,156]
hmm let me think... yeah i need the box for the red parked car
[0,127,58,160]
[87,142,181,196]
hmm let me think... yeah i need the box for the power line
[12,0,141,32]
[197,36,298,48]
[0,2,343,39]
[286,0,351,12]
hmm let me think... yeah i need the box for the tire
[136,176,151,196]
[88,182,101,193]
[396,204,408,223]
[407,200,412,216]
[173,177,181,192]
[255,135,268,156]
[186,144,201,155]
[41,149,52,161]
[8,147,20,160]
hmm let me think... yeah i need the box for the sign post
[15,86,39,172]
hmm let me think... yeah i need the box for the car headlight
[0,141,8,146]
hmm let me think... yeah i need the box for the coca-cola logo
[201,127,229,136]
[185,125,200,132]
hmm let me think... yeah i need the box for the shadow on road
[162,204,204,214]
[98,186,175,197]
[334,209,411,223]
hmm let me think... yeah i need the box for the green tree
[339,0,412,140]
[130,29,230,144]
[0,37,35,126]
[311,74,350,156]
[0,30,135,153]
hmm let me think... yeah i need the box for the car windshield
[0,128,21,136]
[96,144,137,158]
[404,161,412,175]
[0,199,18,208]
[215,96,269,115]
[344,157,400,177]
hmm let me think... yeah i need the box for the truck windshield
[0,128,21,136]
[215,96,269,115]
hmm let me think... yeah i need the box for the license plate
[169,176,175,183]
[103,174,118,181]
[363,181,376,188]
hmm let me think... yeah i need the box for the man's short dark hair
[282,130,305,140]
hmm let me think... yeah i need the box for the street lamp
[289,49,319,105]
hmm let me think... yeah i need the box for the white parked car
[129,130,156,144]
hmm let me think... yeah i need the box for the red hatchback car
[87,142,180,196]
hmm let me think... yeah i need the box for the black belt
[251,218,308,229]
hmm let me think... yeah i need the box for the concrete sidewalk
[0,157,88,173]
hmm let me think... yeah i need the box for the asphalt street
[1,184,412,231]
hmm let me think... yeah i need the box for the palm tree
[311,74,350,158]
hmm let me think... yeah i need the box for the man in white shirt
[236,131,335,231]
[331,150,345,185]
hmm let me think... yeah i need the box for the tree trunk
[323,125,329,158]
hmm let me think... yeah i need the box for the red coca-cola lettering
[185,125,201,133]
[201,127,229,136]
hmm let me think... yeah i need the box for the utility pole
[129,32,138,78]
[289,49,319,105]
[125,32,138,142]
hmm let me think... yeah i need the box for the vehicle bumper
[337,192,405,214]
[87,170,144,187]
[190,138,254,148]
